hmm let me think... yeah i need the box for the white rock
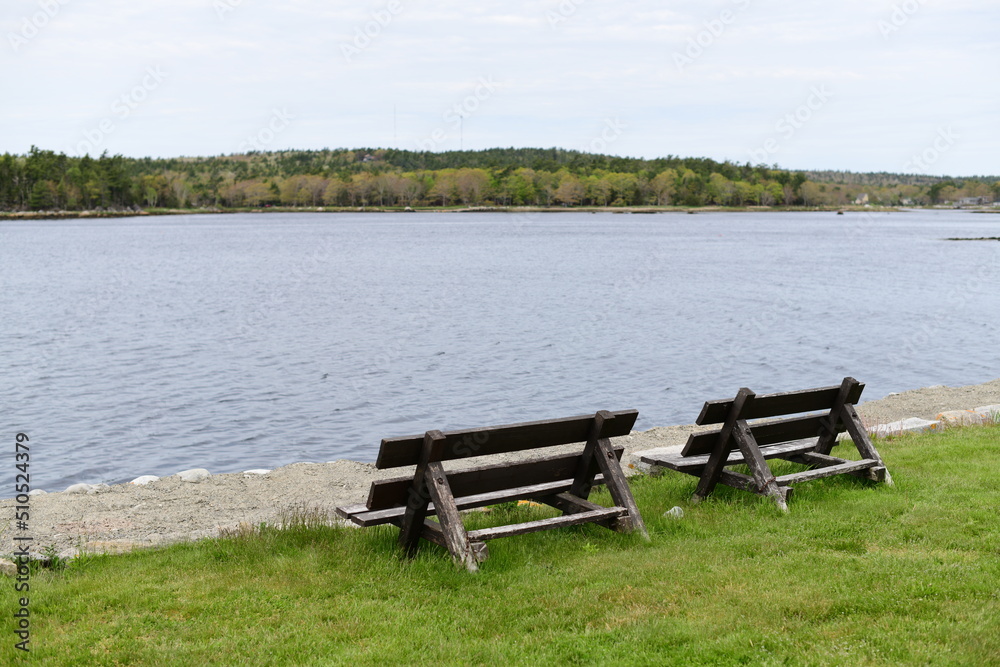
[130,475,159,486]
[869,417,941,438]
[973,405,1000,422]
[176,468,211,483]
[242,469,271,476]
[65,483,94,494]
[27,489,47,496]
[663,506,684,519]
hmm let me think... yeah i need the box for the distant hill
[1,146,996,212]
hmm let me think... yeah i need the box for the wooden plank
[368,445,624,511]
[466,507,626,541]
[342,475,611,527]
[775,459,878,485]
[791,451,854,466]
[696,381,864,425]
[540,492,610,515]
[334,503,369,523]
[693,388,754,502]
[418,518,447,548]
[789,451,887,481]
[683,414,833,457]
[375,409,638,469]
[397,430,445,556]
[718,469,756,491]
[642,438,818,472]
[719,471,796,504]
[425,461,479,571]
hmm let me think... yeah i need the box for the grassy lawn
[4,425,999,665]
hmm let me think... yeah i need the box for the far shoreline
[0,204,966,221]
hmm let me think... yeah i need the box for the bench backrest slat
[375,409,638,469]
[367,446,625,510]
[695,383,864,425]
[683,414,842,457]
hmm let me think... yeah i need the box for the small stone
[130,475,159,486]
[663,506,684,519]
[176,468,211,483]
[242,469,271,476]
[65,483,94,494]
[0,558,16,577]
[27,489,47,496]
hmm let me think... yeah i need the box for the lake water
[2,209,998,493]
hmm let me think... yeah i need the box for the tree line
[2,146,997,212]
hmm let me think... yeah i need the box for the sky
[2,0,997,176]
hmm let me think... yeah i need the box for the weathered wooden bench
[336,410,648,571]
[640,377,892,511]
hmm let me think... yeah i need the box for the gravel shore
[4,378,999,558]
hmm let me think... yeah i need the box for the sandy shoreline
[3,378,999,559]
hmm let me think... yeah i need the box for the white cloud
[1,0,996,174]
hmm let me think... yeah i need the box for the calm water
[2,210,998,493]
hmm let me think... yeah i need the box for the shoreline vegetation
[4,204,999,222]
[0,204,909,220]
[3,147,998,218]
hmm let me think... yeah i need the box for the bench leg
[425,462,481,572]
[841,404,894,486]
[693,388,756,504]
[814,377,859,455]
[594,438,649,539]
[733,420,789,512]
[398,430,446,557]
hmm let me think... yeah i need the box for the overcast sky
[3,0,997,175]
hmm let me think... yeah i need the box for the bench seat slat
[696,383,864,425]
[367,445,623,511]
[466,507,626,541]
[641,438,818,473]
[683,414,841,457]
[337,475,611,527]
[375,409,638,469]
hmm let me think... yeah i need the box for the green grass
[4,426,1000,665]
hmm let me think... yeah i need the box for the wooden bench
[640,377,892,511]
[336,410,648,571]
